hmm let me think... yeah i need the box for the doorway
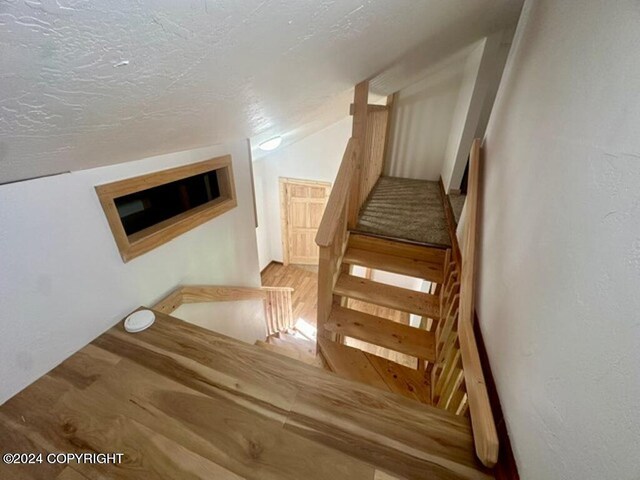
[279,177,331,265]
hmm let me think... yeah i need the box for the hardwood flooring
[0,309,491,480]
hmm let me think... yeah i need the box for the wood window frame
[95,155,237,263]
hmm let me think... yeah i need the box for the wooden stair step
[277,332,316,356]
[317,337,390,392]
[317,337,431,405]
[365,352,431,405]
[273,333,329,369]
[255,339,325,368]
[334,274,440,318]
[348,233,447,264]
[325,306,436,362]
[343,247,443,283]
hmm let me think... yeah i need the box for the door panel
[280,178,331,265]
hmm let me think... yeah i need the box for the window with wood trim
[95,155,236,262]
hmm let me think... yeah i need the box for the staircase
[310,80,499,471]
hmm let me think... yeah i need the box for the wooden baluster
[284,289,293,330]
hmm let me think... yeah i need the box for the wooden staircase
[313,80,499,471]
[318,232,443,402]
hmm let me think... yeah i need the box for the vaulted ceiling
[0,0,522,183]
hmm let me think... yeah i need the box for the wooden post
[316,245,336,346]
[347,81,369,228]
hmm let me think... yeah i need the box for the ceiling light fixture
[258,136,282,151]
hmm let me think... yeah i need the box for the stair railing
[315,137,360,341]
[315,80,393,344]
[432,139,499,468]
[262,287,295,336]
[152,285,294,337]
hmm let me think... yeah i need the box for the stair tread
[318,337,431,405]
[348,233,447,263]
[255,339,324,368]
[278,332,316,356]
[334,274,440,318]
[325,306,436,362]
[366,352,431,404]
[343,247,443,283]
[317,337,390,391]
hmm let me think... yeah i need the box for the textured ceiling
[0,0,522,183]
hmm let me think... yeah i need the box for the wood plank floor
[0,310,491,480]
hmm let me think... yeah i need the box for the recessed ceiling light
[258,136,282,151]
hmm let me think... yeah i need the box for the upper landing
[354,176,452,248]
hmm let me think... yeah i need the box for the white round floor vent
[124,310,155,333]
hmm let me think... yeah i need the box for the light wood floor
[0,310,488,480]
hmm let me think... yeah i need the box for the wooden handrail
[181,285,270,303]
[151,284,295,336]
[315,137,360,247]
[458,139,499,467]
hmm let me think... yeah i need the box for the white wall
[253,117,352,268]
[386,32,512,188]
[480,1,640,478]
[442,31,513,192]
[173,300,266,345]
[0,141,262,403]
[441,39,486,192]
[385,56,466,180]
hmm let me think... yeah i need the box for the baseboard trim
[474,312,520,479]
[261,260,283,275]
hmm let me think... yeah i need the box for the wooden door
[280,178,331,265]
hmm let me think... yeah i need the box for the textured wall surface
[0,0,521,183]
[0,140,262,403]
[385,48,467,181]
[480,1,640,478]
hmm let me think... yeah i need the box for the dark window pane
[115,169,221,236]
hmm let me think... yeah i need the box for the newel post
[347,80,369,228]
